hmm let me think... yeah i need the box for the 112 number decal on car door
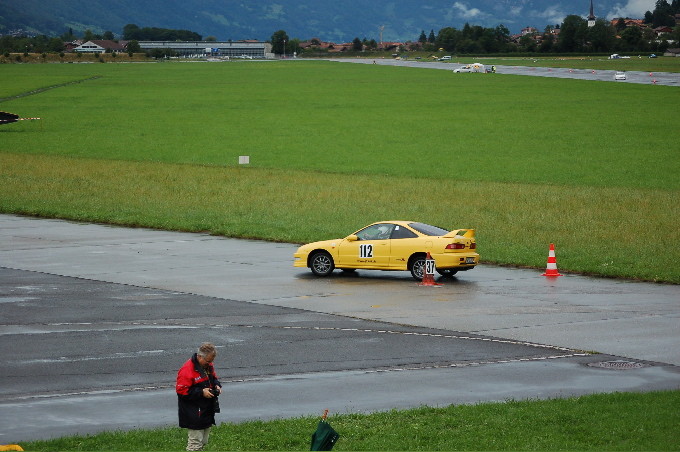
[359,244,373,258]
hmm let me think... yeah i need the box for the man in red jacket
[176,342,222,451]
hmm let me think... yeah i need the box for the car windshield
[355,223,395,240]
[408,222,450,236]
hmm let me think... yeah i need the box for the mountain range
[0,0,657,42]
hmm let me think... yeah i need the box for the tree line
[645,0,680,27]
[425,0,679,54]
[294,0,680,55]
[122,24,202,42]
[0,24,201,54]
[0,34,65,54]
[1,0,678,56]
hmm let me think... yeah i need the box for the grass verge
[22,390,680,451]
[1,153,677,282]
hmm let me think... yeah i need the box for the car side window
[356,224,395,240]
[390,225,418,239]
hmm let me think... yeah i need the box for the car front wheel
[310,252,334,277]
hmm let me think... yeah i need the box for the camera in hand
[210,388,220,413]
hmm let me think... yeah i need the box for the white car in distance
[453,63,486,73]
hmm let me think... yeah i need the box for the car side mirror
[345,234,358,242]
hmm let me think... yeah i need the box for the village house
[611,18,646,29]
[379,41,404,51]
[299,38,337,51]
[73,40,128,53]
[654,25,675,36]
[299,38,403,53]
[63,40,83,52]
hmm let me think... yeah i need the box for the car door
[388,224,421,269]
[336,224,393,269]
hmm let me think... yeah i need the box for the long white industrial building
[139,40,273,58]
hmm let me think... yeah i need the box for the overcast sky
[606,0,657,19]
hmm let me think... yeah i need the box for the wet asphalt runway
[334,57,680,86]
[1,214,679,442]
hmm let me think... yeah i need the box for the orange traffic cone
[542,243,563,277]
[419,252,442,286]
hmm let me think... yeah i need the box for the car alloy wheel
[409,256,426,281]
[310,252,334,276]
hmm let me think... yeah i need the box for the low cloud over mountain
[0,0,656,41]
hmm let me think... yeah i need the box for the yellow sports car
[293,221,479,280]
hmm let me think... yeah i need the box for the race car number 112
[359,244,373,258]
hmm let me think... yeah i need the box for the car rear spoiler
[443,229,475,239]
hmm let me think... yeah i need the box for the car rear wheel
[310,251,334,276]
[409,255,426,281]
[436,268,458,277]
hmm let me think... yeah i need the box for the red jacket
[176,354,221,429]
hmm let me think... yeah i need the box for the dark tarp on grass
[310,411,339,451]
[0,111,20,125]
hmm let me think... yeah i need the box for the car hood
[296,238,345,252]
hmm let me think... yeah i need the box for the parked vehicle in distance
[615,71,627,80]
[293,221,479,280]
[438,56,452,61]
[453,63,486,73]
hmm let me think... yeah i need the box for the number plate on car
[465,257,475,264]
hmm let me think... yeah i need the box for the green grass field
[21,390,680,451]
[1,60,678,282]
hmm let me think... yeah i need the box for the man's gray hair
[197,342,217,358]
